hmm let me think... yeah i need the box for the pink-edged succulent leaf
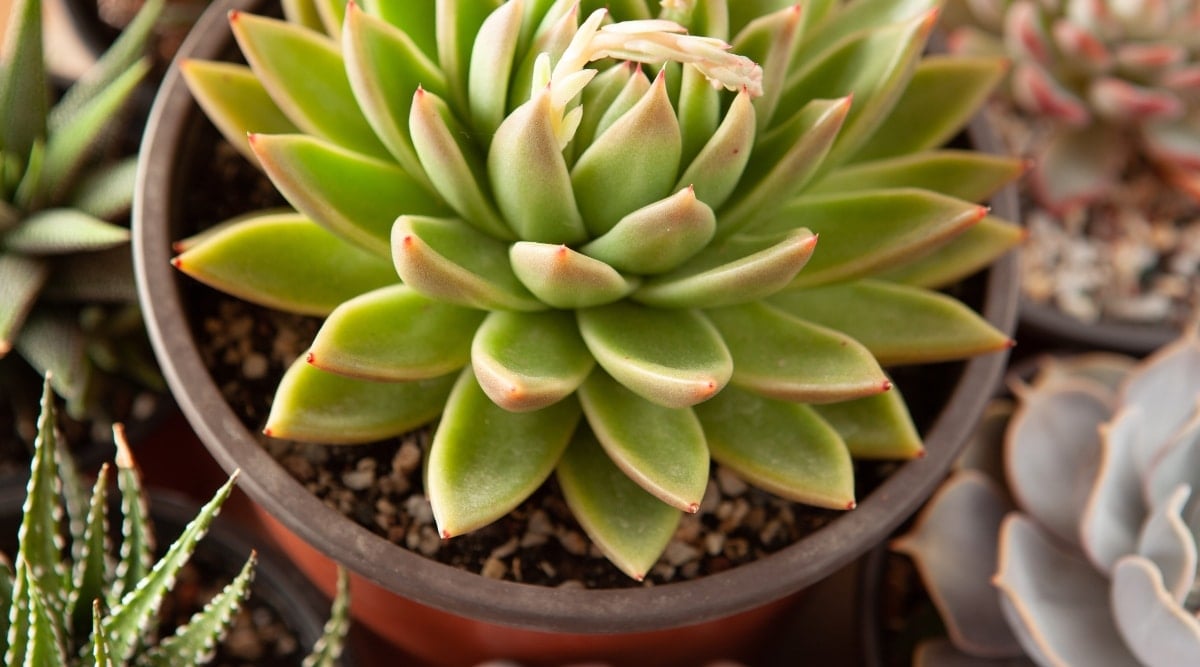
[427,368,580,538]
[995,514,1140,667]
[673,89,756,212]
[705,302,890,404]
[0,254,49,356]
[946,25,1008,59]
[696,384,855,510]
[306,285,484,382]
[1114,42,1186,74]
[556,428,680,582]
[435,0,502,113]
[576,301,732,409]
[180,60,299,166]
[1136,485,1198,604]
[1028,124,1125,214]
[1010,61,1090,126]
[471,309,594,412]
[1004,2,1055,65]
[465,0,522,138]
[1089,77,1183,123]
[509,242,639,309]
[1051,18,1111,71]
[767,279,1011,366]
[731,4,804,134]
[1143,111,1200,173]
[1111,556,1200,665]
[577,370,709,512]
[1080,406,1149,574]
[875,217,1025,290]
[893,471,1023,658]
[1030,352,1138,399]
[813,151,1026,203]
[812,385,924,459]
[579,187,716,275]
[1119,328,1200,475]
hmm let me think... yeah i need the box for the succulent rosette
[944,0,1200,213]
[174,0,1022,578]
[895,337,1200,665]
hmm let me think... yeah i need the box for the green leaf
[471,310,594,412]
[877,216,1025,289]
[92,604,113,667]
[811,150,1026,203]
[145,553,256,667]
[391,215,543,311]
[15,310,87,402]
[364,0,437,60]
[436,0,503,113]
[811,387,923,459]
[697,385,855,509]
[706,302,890,403]
[770,279,1012,365]
[301,567,351,667]
[230,11,389,159]
[732,4,803,133]
[676,61,721,168]
[427,369,580,536]
[308,284,484,381]
[25,574,68,667]
[507,0,579,105]
[488,92,586,244]
[265,359,455,443]
[110,430,151,611]
[577,371,709,511]
[68,157,138,219]
[579,186,716,275]
[180,60,300,165]
[281,0,324,31]
[569,62,640,164]
[774,189,987,288]
[250,132,449,256]
[40,246,138,303]
[6,566,30,667]
[174,212,398,317]
[3,209,130,255]
[467,0,522,137]
[633,228,818,308]
[0,0,48,169]
[577,301,732,408]
[572,73,682,236]
[0,254,49,355]
[509,242,638,308]
[69,465,111,646]
[557,428,681,581]
[312,0,346,38]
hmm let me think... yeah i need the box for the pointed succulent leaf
[180,60,300,165]
[1080,406,1149,574]
[892,471,1023,658]
[571,62,643,163]
[68,157,138,220]
[436,0,503,112]
[467,0,523,137]
[145,553,256,667]
[6,566,30,667]
[733,5,804,133]
[1119,329,1200,475]
[312,0,345,38]
[1029,124,1125,214]
[15,311,87,403]
[697,385,855,509]
[174,213,398,317]
[488,92,586,244]
[3,209,129,255]
[409,88,513,239]
[813,150,1026,203]
[778,189,988,288]
[265,359,455,443]
[392,216,543,311]
[556,428,681,582]
[790,0,937,64]
[1111,555,1200,666]
[1136,485,1197,604]
[428,369,580,537]
[579,187,715,274]
[0,0,49,167]
[0,254,49,356]
[673,89,755,213]
[308,285,483,381]
[281,0,323,31]
[508,0,580,106]
[718,96,850,236]
[471,310,594,412]
[1009,60,1090,126]
[70,465,111,644]
[250,132,449,256]
[876,217,1025,290]
[706,302,890,403]
[510,242,638,308]
[230,11,389,159]
[366,0,437,59]
[577,301,732,408]
[301,566,351,667]
[92,603,113,667]
[634,229,817,308]
[1146,419,1200,517]
[769,280,1012,365]
[577,371,708,512]
[343,2,446,183]
[572,73,682,236]
[676,63,721,169]
[25,575,68,667]
[110,428,151,610]
[812,387,923,459]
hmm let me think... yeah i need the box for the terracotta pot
[132,1,1020,664]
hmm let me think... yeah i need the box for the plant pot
[133,1,1020,664]
[1018,297,1176,356]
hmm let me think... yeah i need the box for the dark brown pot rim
[1019,297,1179,356]
[133,0,1019,634]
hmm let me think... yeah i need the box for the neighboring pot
[1018,298,1177,356]
[133,0,1020,664]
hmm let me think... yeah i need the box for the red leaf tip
[262,427,274,437]
[881,379,893,391]
[170,257,183,269]
[306,352,316,364]
[686,502,700,514]
[845,500,857,510]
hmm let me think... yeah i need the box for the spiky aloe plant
[944,0,1200,213]
[0,377,351,666]
[0,0,166,424]
[174,0,1025,579]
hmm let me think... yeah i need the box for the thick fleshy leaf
[577,301,731,408]
[391,216,542,311]
[251,133,448,256]
[507,0,579,105]
[174,213,397,317]
[68,157,137,219]
[579,186,716,274]
[0,0,48,166]
[674,89,755,212]
[180,60,300,165]
[146,554,255,667]
[110,429,151,608]
[570,62,642,163]
[733,5,804,133]
[436,0,502,112]
[467,0,522,137]
[697,385,855,509]
[427,369,580,537]
[577,371,708,511]
[572,72,682,236]
[812,387,923,459]
[307,285,484,381]
[25,578,68,667]
[1136,485,1198,604]
[633,229,817,308]
[1081,406,1149,574]
[264,358,455,443]
[676,62,721,169]
[892,471,1023,658]
[876,217,1025,290]
[1111,556,1200,666]
[1119,330,1200,475]
[230,11,388,159]
[768,280,1012,365]
[1146,418,1200,516]
[995,514,1139,667]
[956,399,1014,484]
[776,189,988,288]
[556,429,680,581]
[15,311,87,402]
[707,302,889,404]
[0,254,49,355]
[471,310,594,412]
[812,150,1026,203]
[1029,124,1125,214]
[4,209,129,255]
[69,466,111,646]
[509,242,637,309]
[366,0,437,59]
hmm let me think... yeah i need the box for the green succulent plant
[174,0,1025,579]
[1,377,352,666]
[894,335,1200,666]
[0,0,165,423]
[945,0,1200,213]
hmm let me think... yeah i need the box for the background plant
[174,0,1024,578]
